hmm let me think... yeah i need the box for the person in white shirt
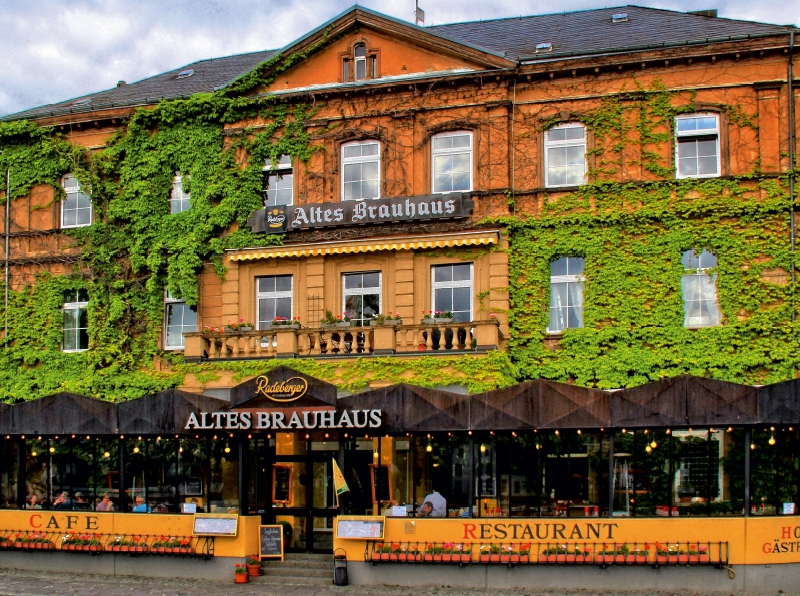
[422,489,447,517]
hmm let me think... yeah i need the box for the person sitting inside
[415,501,434,517]
[52,491,72,510]
[132,496,151,513]
[24,494,42,509]
[190,497,204,513]
[95,493,114,512]
[72,492,90,510]
[421,489,447,517]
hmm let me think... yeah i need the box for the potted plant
[336,312,352,328]
[372,542,383,562]
[178,538,193,555]
[272,315,300,329]
[380,543,392,561]
[396,543,408,562]
[247,554,261,576]
[519,543,531,563]
[389,543,401,561]
[655,543,679,564]
[234,563,249,583]
[408,543,422,562]
[372,312,403,326]
[500,544,515,564]
[441,542,454,563]
[434,310,454,324]
[13,533,24,549]
[422,310,436,324]
[632,544,649,564]
[0,535,10,549]
[202,325,222,334]
[320,310,337,329]
[457,543,472,564]
[423,543,435,562]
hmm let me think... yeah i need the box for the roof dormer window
[343,42,378,82]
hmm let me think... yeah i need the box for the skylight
[72,98,91,106]
[612,13,628,22]
[176,69,195,79]
[535,42,553,52]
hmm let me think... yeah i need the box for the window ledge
[684,324,722,330]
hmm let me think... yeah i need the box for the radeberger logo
[266,208,286,228]
[255,376,308,402]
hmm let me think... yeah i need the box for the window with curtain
[62,289,89,352]
[431,132,472,194]
[544,123,587,187]
[675,113,720,178]
[681,248,721,328]
[548,257,585,333]
[61,174,92,228]
[263,155,293,206]
[164,290,197,350]
[341,141,380,200]
[170,173,190,213]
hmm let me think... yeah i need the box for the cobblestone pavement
[0,570,791,596]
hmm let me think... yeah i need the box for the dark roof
[431,5,794,60]
[4,4,795,121]
[2,49,277,121]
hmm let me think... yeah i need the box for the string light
[31,449,37,457]
[666,429,671,435]
[750,443,756,450]
[480,444,487,453]
[426,443,433,453]
[622,429,627,434]
[133,444,140,454]
[555,430,560,436]
[224,442,231,454]
[577,430,582,435]
[769,436,776,446]
[650,440,657,449]
[645,446,652,453]
[103,451,110,459]
[49,446,54,454]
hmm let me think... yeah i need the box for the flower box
[397,553,408,562]
[335,322,350,329]
[678,554,689,564]
[631,555,648,564]
[479,554,490,563]
[500,555,510,563]
[656,554,676,564]
[421,318,436,325]
[489,554,500,563]
[460,554,471,563]
[441,553,452,563]
[371,551,381,561]
[224,326,236,332]
[320,323,336,329]
[381,319,402,326]
[433,317,453,324]
[380,553,390,561]
[239,326,254,332]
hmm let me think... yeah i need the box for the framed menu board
[193,514,239,536]
[272,464,293,504]
[336,515,385,539]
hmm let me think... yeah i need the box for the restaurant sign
[248,193,472,233]
[185,409,382,431]
[255,376,308,402]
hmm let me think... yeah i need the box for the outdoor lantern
[49,446,54,454]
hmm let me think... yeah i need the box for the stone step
[262,559,331,570]
[261,566,331,579]
[251,574,331,586]
[283,552,331,562]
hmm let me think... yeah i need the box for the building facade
[0,4,799,590]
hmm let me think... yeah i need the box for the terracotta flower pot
[389,553,399,561]
[633,555,648,564]
[247,564,261,577]
[678,554,689,564]
[424,554,433,561]
[480,555,490,563]
[519,554,529,563]
[509,555,520,563]
[371,552,381,561]
[489,554,500,563]
[688,555,699,563]
[441,554,452,563]
[460,554,471,563]
[398,554,408,561]
[234,574,249,583]
[500,555,510,563]
[699,554,710,563]
[158,547,166,554]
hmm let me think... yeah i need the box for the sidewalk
[0,569,785,596]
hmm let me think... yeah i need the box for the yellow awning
[227,230,501,261]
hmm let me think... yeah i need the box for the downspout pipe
[789,33,796,374]
[3,163,8,347]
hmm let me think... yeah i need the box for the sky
[1,0,797,117]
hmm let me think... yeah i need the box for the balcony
[183,320,504,361]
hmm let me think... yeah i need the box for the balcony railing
[183,320,504,361]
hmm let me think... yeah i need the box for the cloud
[1,0,797,117]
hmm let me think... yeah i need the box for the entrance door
[264,432,339,553]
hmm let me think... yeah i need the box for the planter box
[239,326,254,332]
[380,553,390,561]
[434,318,454,324]
[479,555,490,563]
[500,555,510,563]
[631,555,648,564]
[677,554,689,564]
[273,324,299,330]
[518,554,530,563]
[489,554,500,563]
[335,322,351,329]
[320,323,336,329]
[397,553,408,562]
[371,552,381,561]
[460,554,472,563]
[381,319,402,326]
[441,554,452,563]
[656,555,677,564]
[422,318,436,325]
[352,320,369,327]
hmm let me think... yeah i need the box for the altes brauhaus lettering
[185,409,382,430]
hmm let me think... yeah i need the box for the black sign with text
[248,193,472,233]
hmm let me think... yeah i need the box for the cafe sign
[248,193,472,233]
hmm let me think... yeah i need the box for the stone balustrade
[183,320,504,360]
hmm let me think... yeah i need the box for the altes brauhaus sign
[185,409,382,430]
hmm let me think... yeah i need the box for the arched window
[61,174,92,228]
[343,43,377,81]
[548,257,585,333]
[681,249,721,327]
[431,131,473,194]
[341,140,380,200]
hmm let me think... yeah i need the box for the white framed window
[61,174,92,228]
[263,155,293,206]
[62,289,89,352]
[681,249,721,328]
[431,132,473,194]
[257,275,293,329]
[675,113,720,179]
[544,123,587,188]
[548,257,585,333]
[431,263,473,323]
[343,272,381,326]
[354,43,367,80]
[164,291,197,350]
[341,141,380,201]
[170,173,190,214]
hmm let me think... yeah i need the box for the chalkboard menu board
[373,466,390,502]
[192,514,239,536]
[259,525,283,560]
[336,516,385,539]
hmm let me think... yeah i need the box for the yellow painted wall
[0,511,260,558]
[334,516,800,566]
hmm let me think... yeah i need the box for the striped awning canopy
[227,230,501,261]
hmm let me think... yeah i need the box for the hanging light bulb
[224,442,231,454]
[666,429,671,435]
[750,442,756,450]
[645,445,652,453]
[31,449,38,457]
[103,451,110,459]
[769,436,776,446]
[480,444,487,453]
[622,429,627,434]
[178,446,183,453]
[650,440,657,449]
[49,446,55,454]
[133,444,140,454]
[373,449,379,459]
[426,443,433,452]
[535,444,541,450]
[577,430,582,435]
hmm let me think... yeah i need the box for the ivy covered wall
[0,60,795,401]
